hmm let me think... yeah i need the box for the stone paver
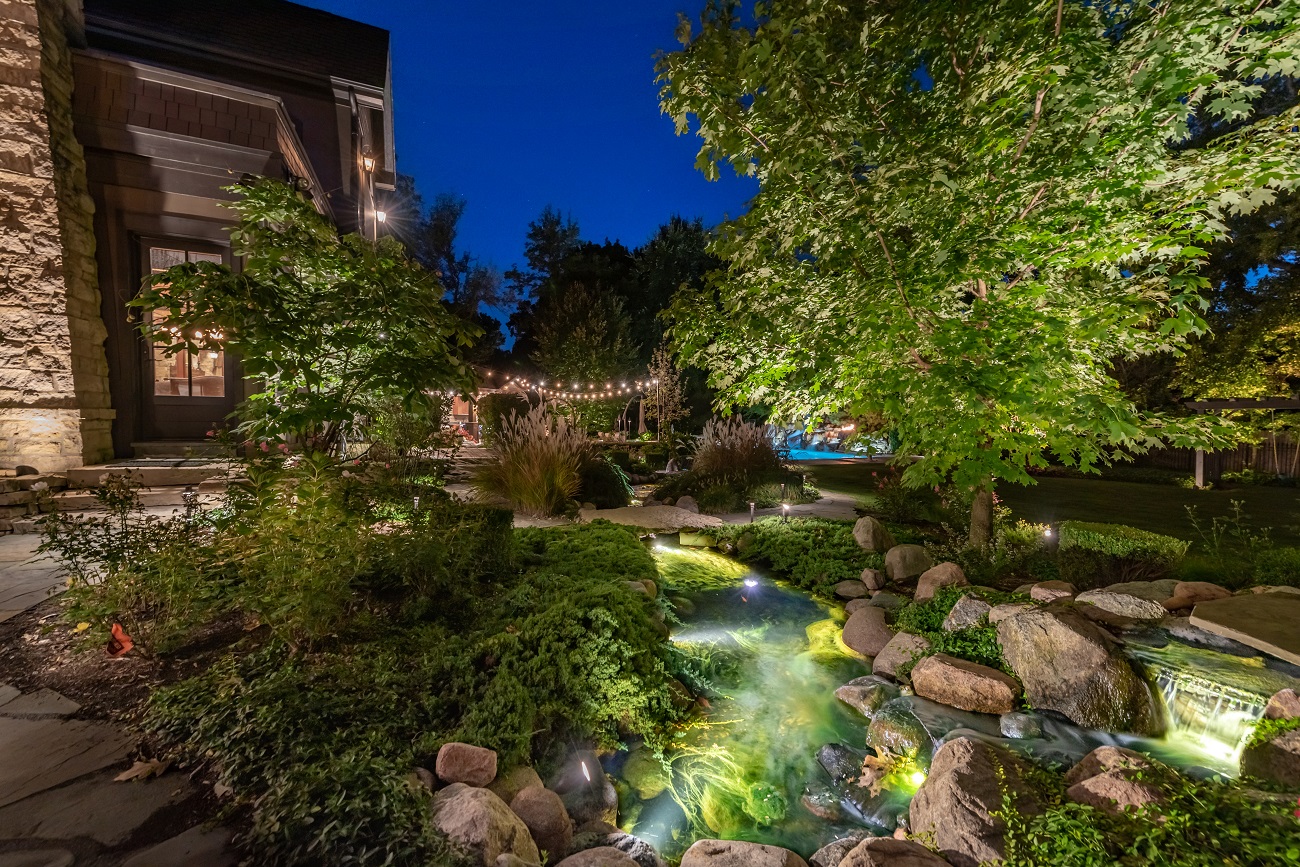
[0,689,79,716]
[1190,594,1300,666]
[0,716,131,808]
[0,851,75,867]
[0,770,195,846]
[0,534,61,623]
[121,825,238,867]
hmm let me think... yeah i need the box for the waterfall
[1150,664,1268,763]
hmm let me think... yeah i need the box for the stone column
[0,0,114,472]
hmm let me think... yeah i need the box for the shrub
[476,392,530,444]
[711,517,882,592]
[888,585,1015,675]
[578,453,633,508]
[473,403,592,516]
[1057,521,1189,589]
[1251,547,1300,587]
[693,416,782,483]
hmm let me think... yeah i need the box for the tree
[505,205,582,299]
[645,344,687,433]
[630,216,720,361]
[532,280,637,385]
[132,179,479,453]
[659,0,1299,544]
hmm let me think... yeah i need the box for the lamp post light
[782,503,791,524]
[749,501,756,523]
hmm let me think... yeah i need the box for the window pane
[191,345,225,397]
[149,247,186,272]
[152,310,189,395]
[188,251,223,265]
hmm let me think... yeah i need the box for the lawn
[799,458,1300,546]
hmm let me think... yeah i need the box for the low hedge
[1057,521,1189,589]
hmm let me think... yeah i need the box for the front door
[139,240,241,441]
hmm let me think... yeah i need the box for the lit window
[149,247,226,398]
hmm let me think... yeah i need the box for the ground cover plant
[888,585,1016,676]
[42,457,681,867]
[711,517,884,593]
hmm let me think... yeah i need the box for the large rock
[861,568,887,591]
[1167,581,1230,607]
[817,743,866,784]
[809,834,872,867]
[511,786,572,865]
[1074,589,1167,620]
[432,783,541,866]
[840,837,951,867]
[884,545,932,583]
[571,831,665,867]
[1240,727,1300,787]
[680,840,808,867]
[555,849,638,867]
[909,654,1021,714]
[1064,746,1165,815]
[1063,745,1154,785]
[909,738,1041,867]
[842,606,896,658]
[942,594,991,631]
[853,517,896,553]
[1265,688,1300,720]
[988,602,1033,624]
[621,749,670,800]
[915,563,967,602]
[834,676,900,718]
[866,702,931,763]
[1105,579,1179,603]
[1029,580,1075,603]
[676,496,700,513]
[119,825,237,867]
[437,742,499,787]
[491,766,547,805]
[872,632,931,680]
[834,580,870,599]
[995,607,1162,734]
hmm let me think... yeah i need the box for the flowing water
[615,541,1300,861]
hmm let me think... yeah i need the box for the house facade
[1,0,394,470]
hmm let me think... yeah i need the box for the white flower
[30,481,48,491]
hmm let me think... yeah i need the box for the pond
[616,539,1300,862]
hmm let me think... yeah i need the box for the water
[625,542,1300,861]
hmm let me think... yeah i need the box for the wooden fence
[1137,432,1300,477]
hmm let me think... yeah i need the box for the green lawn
[800,458,1300,546]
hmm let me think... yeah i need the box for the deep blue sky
[301,0,757,274]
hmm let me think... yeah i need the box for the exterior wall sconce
[361,151,376,173]
[375,210,387,223]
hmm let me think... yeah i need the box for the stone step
[65,460,232,488]
[49,484,223,510]
[131,440,233,459]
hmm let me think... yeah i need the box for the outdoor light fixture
[909,770,926,786]
[782,503,791,523]
[375,209,387,223]
[580,761,591,782]
[1044,527,1053,538]
[361,151,376,172]
[743,578,758,588]
[749,501,756,522]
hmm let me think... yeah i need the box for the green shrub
[999,761,1300,866]
[1250,547,1300,587]
[711,517,882,592]
[473,403,591,516]
[1057,521,1189,589]
[888,585,1014,675]
[476,392,530,444]
[578,453,633,508]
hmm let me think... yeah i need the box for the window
[147,245,226,398]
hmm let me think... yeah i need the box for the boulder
[676,496,700,514]
[834,676,900,718]
[555,849,638,867]
[909,654,1022,714]
[432,783,541,866]
[844,598,871,614]
[995,607,1162,734]
[840,837,951,867]
[1265,688,1300,720]
[1240,727,1300,787]
[884,545,932,583]
[866,702,932,764]
[915,563,967,602]
[842,607,896,658]
[801,785,844,822]
[909,738,1041,867]
[809,834,872,867]
[867,591,908,611]
[1074,589,1167,620]
[626,581,651,597]
[853,517,896,553]
[621,749,670,800]
[1172,581,1230,604]
[586,831,665,867]
[872,632,931,680]
[988,602,1033,623]
[641,579,658,598]
[861,568,887,591]
[1066,770,1165,815]
[1063,745,1155,785]
[834,580,871,600]
[1029,580,1075,603]
[490,766,546,805]
[1104,579,1180,602]
[560,776,618,827]
[941,595,991,631]
[680,840,808,867]
[497,855,538,867]
[999,712,1043,740]
[510,786,572,865]
[437,742,499,787]
[817,743,866,784]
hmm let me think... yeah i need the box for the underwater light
[909,770,926,786]
[744,578,758,588]
[581,761,591,782]
[1043,527,1053,538]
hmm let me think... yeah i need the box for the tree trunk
[969,487,994,549]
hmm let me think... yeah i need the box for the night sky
[299,0,758,275]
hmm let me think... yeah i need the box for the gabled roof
[83,0,389,88]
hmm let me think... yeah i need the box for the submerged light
[581,761,591,782]
[744,578,758,588]
[909,770,926,786]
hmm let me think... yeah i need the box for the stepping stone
[0,851,75,867]
[1190,594,1300,666]
[0,689,80,717]
[0,769,196,845]
[121,825,238,867]
[0,717,131,808]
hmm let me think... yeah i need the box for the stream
[612,539,1300,861]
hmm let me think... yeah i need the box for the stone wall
[0,0,113,471]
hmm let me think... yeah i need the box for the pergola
[1184,397,1300,487]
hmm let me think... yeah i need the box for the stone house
[1,0,395,471]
